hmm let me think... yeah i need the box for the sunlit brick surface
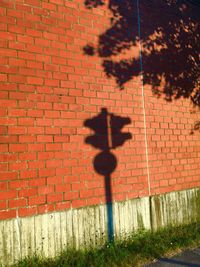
[0,0,200,220]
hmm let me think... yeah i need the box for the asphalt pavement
[146,247,200,267]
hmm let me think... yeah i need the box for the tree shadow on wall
[83,0,200,129]
[84,108,132,241]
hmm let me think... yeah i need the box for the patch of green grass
[12,222,200,267]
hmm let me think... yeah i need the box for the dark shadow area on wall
[84,108,132,241]
[83,0,200,128]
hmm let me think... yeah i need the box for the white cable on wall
[136,0,151,196]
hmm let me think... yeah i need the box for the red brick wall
[0,0,200,220]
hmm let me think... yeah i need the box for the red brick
[37,102,52,110]
[46,143,62,151]
[8,126,26,135]
[53,119,69,127]
[39,169,56,177]
[0,126,7,134]
[0,201,7,210]
[21,69,37,78]
[9,74,26,83]
[18,206,37,217]
[9,41,25,50]
[19,84,35,93]
[29,178,46,187]
[0,144,8,152]
[1,48,17,57]
[26,27,41,36]
[87,197,101,206]
[38,186,54,195]
[20,170,37,179]
[19,135,36,143]
[45,127,60,134]
[19,188,37,198]
[0,109,7,116]
[35,38,50,47]
[0,190,16,201]
[36,135,53,143]
[38,152,54,160]
[72,199,86,209]
[18,118,35,126]
[47,176,63,185]
[27,110,43,117]
[45,79,59,87]
[26,44,43,53]
[18,51,35,60]
[42,2,56,10]
[9,144,27,152]
[0,135,18,143]
[27,144,44,151]
[0,210,16,220]
[8,109,26,117]
[0,182,7,191]
[45,111,60,118]
[56,167,71,176]
[38,204,54,214]
[27,127,44,134]
[19,152,37,161]
[0,163,8,171]
[0,74,7,81]
[0,100,16,108]
[10,180,28,189]
[25,13,41,22]
[27,60,43,69]
[55,136,70,143]
[9,161,27,171]
[56,184,70,193]
[46,159,62,168]
[43,32,58,41]
[9,198,27,208]
[56,201,70,211]
[0,171,18,181]
[64,191,79,200]
[47,193,62,203]
[27,77,43,85]
[29,195,46,206]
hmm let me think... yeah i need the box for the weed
[12,222,200,267]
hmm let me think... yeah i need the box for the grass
[11,222,200,267]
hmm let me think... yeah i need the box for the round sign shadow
[93,151,117,176]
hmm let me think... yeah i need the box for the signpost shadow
[84,108,132,241]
